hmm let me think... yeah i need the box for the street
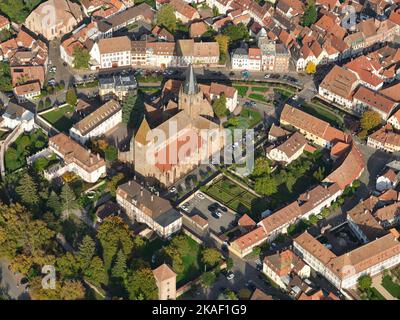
[0,259,30,300]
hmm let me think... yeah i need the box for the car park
[212,211,222,219]
[264,74,270,79]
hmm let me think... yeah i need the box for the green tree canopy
[156,4,177,33]
[360,111,381,133]
[73,46,90,69]
[126,268,158,300]
[301,0,318,27]
[222,23,249,43]
[15,173,40,208]
[201,248,221,267]
[252,157,271,177]
[254,176,278,196]
[213,93,228,118]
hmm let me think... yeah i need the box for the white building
[116,180,182,238]
[13,82,41,104]
[294,231,400,290]
[376,168,399,192]
[90,36,132,69]
[70,99,122,144]
[2,103,34,132]
[267,132,307,164]
[231,47,262,71]
[48,133,106,183]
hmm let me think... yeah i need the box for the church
[130,65,225,187]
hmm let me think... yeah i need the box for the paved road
[0,259,30,300]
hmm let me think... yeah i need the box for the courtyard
[40,104,75,133]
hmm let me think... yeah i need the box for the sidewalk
[372,274,398,300]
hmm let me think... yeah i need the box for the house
[116,180,182,238]
[0,15,10,31]
[169,0,200,23]
[91,36,132,69]
[25,0,83,40]
[1,103,34,132]
[263,249,310,290]
[268,124,289,142]
[131,40,147,66]
[189,21,208,38]
[258,38,290,72]
[95,201,121,224]
[293,231,400,290]
[250,288,273,300]
[99,71,137,101]
[367,125,400,153]
[388,109,400,130]
[280,104,347,149]
[13,81,41,103]
[318,65,359,111]
[298,290,339,300]
[176,39,219,66]
[352,86,397,119]
[374,202,400,228]
[152,264,176,300]
[11,65,45,88]
[70,99,122,144]
[146,42,177,68]
[205,82,238,112]
[267,131,307,164]
[231,46,262,71]
[376,168,399,192]
[152,26,174,42]
[96,3,154,37]
[47,133,106,183]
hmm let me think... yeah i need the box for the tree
[224,289,238,300]
[15,173,39,208]
[222,23,249,43]
[305,61,316,74]
[122,93,144,128]
[0,62,12,91]
[213,93,228,118]
[313,166,325,182]
[85,256,108,286]
[301,0,317,27]
[73,46,90,69]
[358,275,372,291]
[76,236,96,269]
[47,191,62,216]
[156,4,177,33]
[127,268,158,300]
[285,173,297,193]
[212,5,219,17]
[214,34,229,64]
[201,248,221,267]
[107,173,124,196]
[226,258,234,271]
[29,277,85,300]
[238,288,252,300]
[66,89,78,106]
[112,249,127,279]
[360,111,381,133]
[105,145,118,162]
[56,252,80,279]
[254,176,278,196]
[201,272,216,288]
[60,184,80,218]
[252,157,271,177]
[96,216,134,270]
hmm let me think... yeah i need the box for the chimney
[151,194,154,202]
[90,157,93,165]
[134,175,136,181]
[140,187,143,197]
[97,153,100,160]
[128,180,131,186]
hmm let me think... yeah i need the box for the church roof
[183,64,199,95]
[135,117,151,145]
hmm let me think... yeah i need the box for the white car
[181,204,190,212]
[196,192,205,199]
[264,74,270,79]
[226,272,235,280]
[169,187,177,193]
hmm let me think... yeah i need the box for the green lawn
[41,105,75,133]
[274,88,295,101]
[176,237,203,287]
[249,93,268,103]
[252,86,269,93]
[369,287,386,300]
[382,275,400,299]
[301,102,344,129]
[233,85,249,97]
[225,108,262,130]
[205,176,259,215]
[5,129,48,172]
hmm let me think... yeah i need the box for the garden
[301,100,345,129]
[5,129,48,172]
[204,176,259,215]
[382,272,400,299]
[225,108,262,130]
[40,104,75,133]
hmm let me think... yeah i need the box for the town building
[152,264,177,300]
[1,103,34,132]
[267,131,307,164]
[293,231,400,290]
[99,71,137,101]
[91,36,132,69]
[376,168,399,192]
[25,0,83,40]
[116,180,182,238]
[70,99,122,144]
[367,125,400,153]
[47,133,106,183]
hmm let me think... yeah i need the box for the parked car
[169,187,177,193]
[246,280,256,291]
[226,272,235,280]
[212,211,222,219]
[264,74,270,79]
[208,203,219,212]
[196,192,205,199]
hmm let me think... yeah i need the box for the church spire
[183,64,199,95]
